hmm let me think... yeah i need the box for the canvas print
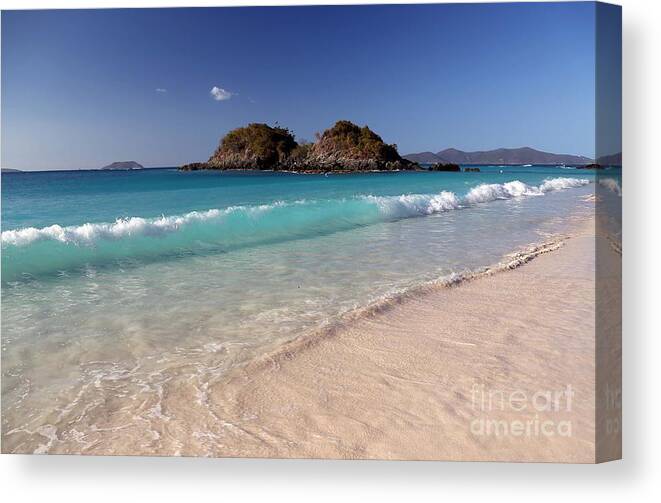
[1,2,621,462]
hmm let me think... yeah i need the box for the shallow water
[1,166,614,453]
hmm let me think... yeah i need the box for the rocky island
[101,161,144,170]
[428,163,460,172]
[180,120,418,173]
[576,163,604,170]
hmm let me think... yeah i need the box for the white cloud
[155,88,167,93]
[210,86,234,101]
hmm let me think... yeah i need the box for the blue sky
[2,3,599,170]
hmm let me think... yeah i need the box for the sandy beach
[136,214,617,463]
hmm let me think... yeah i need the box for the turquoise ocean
[1,166,618,453]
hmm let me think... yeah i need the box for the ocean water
[1,166,612,453]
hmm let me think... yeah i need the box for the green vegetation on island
[180,120,418,173]
[207,123,300,170]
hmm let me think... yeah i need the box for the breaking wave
[2,177,589,281]
[464,177,588,204]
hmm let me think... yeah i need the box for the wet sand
[159,216,608,462]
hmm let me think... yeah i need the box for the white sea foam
[1,200,308,248]
[367,177,589,218]
[538,177,589,192]
[463,177,588,205]
[1,209,225,247]
[465,181,538,203]
[366,191,461,217]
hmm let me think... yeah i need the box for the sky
[1,3,603,171]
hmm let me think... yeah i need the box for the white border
[2,1,659,502]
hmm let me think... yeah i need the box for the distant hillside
[404,147,592,165]
[1,168,22,173]
[597,152,622,166]
[402,151,444,164]
[101,161,144,170]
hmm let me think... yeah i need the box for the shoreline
[1,164,620,175]
[234,235,572,370]
[187,216,602,462]
[178,165,420,174]
[177,165,616,175]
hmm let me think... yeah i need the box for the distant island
[1,168,22,173]
[101,161,144,170]
[181,121,417,173]
[404,147,593,165]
